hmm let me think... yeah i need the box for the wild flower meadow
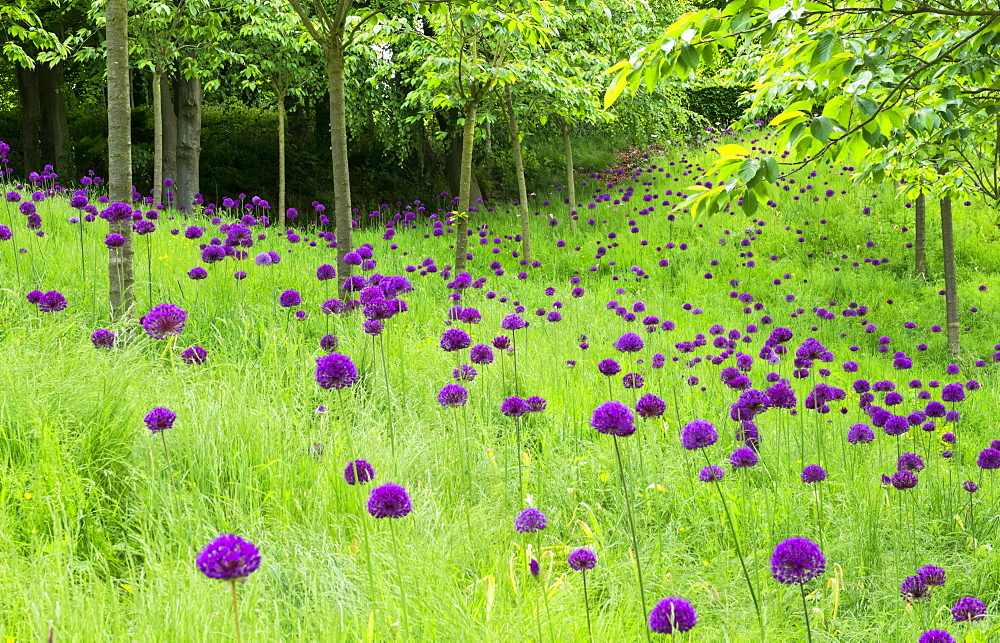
[1,128,1000,641]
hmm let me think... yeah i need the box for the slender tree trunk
[152,67,163,207]
[455,100,477,272]
[106,0,134,320]
[162,73,177,193]
[913,192,926,278]
[16,64,42,174]
[940,195,960,358]
[327,44,354,294]
[562,117,577,231]
[484,119,492,156]
[176,75,202,213]
[278,88,287,229]
[39,59,74,178]
[505,86,530,261]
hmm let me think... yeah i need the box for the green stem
[800,581,812,643]
[231,579,242,643]
[582,571,593,642]
[613,436,650,643]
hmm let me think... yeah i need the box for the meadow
[2,128,1000,642]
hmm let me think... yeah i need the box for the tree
[606,0,1000,357]
[396,0,559,271]
[105,0,134,320]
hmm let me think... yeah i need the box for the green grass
[2,134,1000,641]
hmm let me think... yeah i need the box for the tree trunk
[16,64,41,174]
[940,195,960,359]
[562,117,577,231]
[38,60,74,178]
[162,73,177,194]
[176,75,202,213]
[454,101,477,271]
[106,0,135,320]
[484,119,492,156]
[278,89,287,229]
[152,67,163,207]
[505,86,530,261]
[913,191,926,278]
[327,44,354,294]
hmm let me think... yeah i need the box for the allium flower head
[529,559,540,577]
[501,313,528,330]
[367,483,412,518]
[568,548,596,571]
[976,448,1000,470]
[344,459,375,485]
[941,383,966,403]
[898,452,925,472]
[730,446,759,468]
[951,596,986,622]
[141,303,187,339]
[635,393,666,419]
[38,291,67,312]
[698,465,725,482]
[847,423,875,444]
[181,346,208,365]
[681,419,717,450]
[525,396,547,412]
[891,470,918,490]
[963,480,979,493]
[901,575,931,603]
[144,407,176,434]
[514,507,547,533]
[801,465,826,483]
[648,597,697,634]
[440,327,471,352]
[501,396,529,417]
[315,353,358,389]
[438,384,469,408]
[918,630,954,643]
[470,343,494,364]
[917,565,946,587]
[771,537,825,584]
[597,358,621,376]
[614,332,644,353]
[279,289,301,308]
[196,534,261,581]
[91,329,115,348]
[590,401,635,437]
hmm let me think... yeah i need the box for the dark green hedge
[685,85,751,129]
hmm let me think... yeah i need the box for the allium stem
[582,570,593,642]
[512,331,520,396]
[612,436,650,643]
[388,519,409,635]
[702,449,762,636]
[231,579,242,643]
[799,581,812,643]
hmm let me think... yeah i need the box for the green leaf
[604,67,630,109]
[810,116,834,142]
[737,158,760,185]
[762,157,779,183]
[680,44,699,71]
[813,32,836,65]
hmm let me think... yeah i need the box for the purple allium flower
[105,233,126,248]
[492,336,511,351]
[525,396,547,412]
[501,313,528,330]
[37,291,67,312]
[771,537,825,584]
[99,201,134,222]
[141,303,187,339]
[730,446,759,467]
[883,415,910,436]
[898,452,925,472]
[367,483,412,518]
[470,343,494,364]
[568,548,597,571]
[963,480,979,493]
[597,358,621,376]
[144,407,176,434]
[26,290,43,304]
[196,534,260,581]
[847,423,874,444]
[891,470,919,490]
[681,419,718,450]
[622,372,645,389]
[438,383,469,408]
[648,597,697,634]
[315,353,358,389]
[188,267,208,280]
[901,575,931,603]
[344,459,375,485]
[440,327,471,352]
[925,401,946,417]
[591,401,635,437]
[941,383,965,403]
[698,464,725,482]
[514,507,547,533]
[453,364,477,382]
[614,331,644,353]
[529,558,540,577]
[320,334,339,352]
[976,448,1000,470]
[917,565,946,587]
[316,264,336,280]
[951,596,986,622]
[91,329,115,348]
[635,393,666,418]
[501,396,529,417]
[279,289,301,308]
[801,465,826,483]
[918,630,954,643]
[181,346,208,365]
